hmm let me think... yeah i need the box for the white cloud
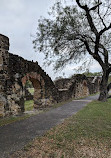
[90,61,102,72]
[0,0,102,80]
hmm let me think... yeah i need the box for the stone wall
[0,34,100,117]
[0,34,58,117]
[0,34,10,117]
[55,74,101,101]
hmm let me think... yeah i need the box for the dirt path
[0,94,99,158]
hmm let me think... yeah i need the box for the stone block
[14,83,20,90]
[0,57,3,65]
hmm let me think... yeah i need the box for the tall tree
[33,0,111,101]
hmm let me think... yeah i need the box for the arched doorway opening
[29,77,44,109]
[22,72,45,112]
[24,80,34,111]
[82,80,89,96]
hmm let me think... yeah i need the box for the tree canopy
[33,0,111,101]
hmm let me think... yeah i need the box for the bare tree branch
[98,13,106,28]
[99,23,111,35]
[76,0,98,35]
[89,2,102,11]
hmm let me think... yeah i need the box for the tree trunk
[98,71,109,101]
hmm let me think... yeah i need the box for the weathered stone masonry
[0,34,58,117]
[0,34,100,117]
[55,74,100,101]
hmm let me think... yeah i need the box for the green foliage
[27,88,34,95]
[25,80,33,88]
[83,70,102,77]
[33,0,111,74]
[33,1,89,70]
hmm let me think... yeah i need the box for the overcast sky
[0,0,101,80]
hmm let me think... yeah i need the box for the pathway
[0,94,98,158]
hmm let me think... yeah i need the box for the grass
[27,88,34,95]
[0,91,97,127]
[0,92,97,128]
[0,100,34,127]
[25,100,34,111]
[10,99,111,158]
[0,99,68,127]
[0,114,32,127]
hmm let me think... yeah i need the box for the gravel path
[0,94,99,158]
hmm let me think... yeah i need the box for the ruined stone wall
[0,34,100,117]
[87,76,101,94]
[0,34,10,117]
[54,78,72,90]
[55,74,100,101]
[70,75,89,99]
[0,34,58,117]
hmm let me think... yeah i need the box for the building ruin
[0,34,100,117]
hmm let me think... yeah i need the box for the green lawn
[24,100,34,111]
[11,99,111,158]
